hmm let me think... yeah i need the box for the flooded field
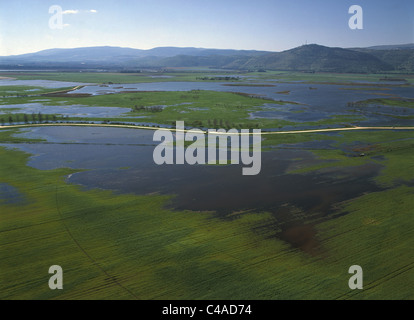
[1,72,413,300]
[2,126,385,252]
[2,78,413,127]
[0,103,131,118]
[0,79,87,88]
[0,183,26,205]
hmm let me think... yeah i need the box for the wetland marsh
[0,71,413,300]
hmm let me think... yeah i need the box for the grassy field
[2,71,414,85]
[1,71,412,299]
[0,85,75,97]
[0,127,413,300]
[354,97,414,109]
[1,89,294,129]
[1,71,410,130]
[276,130,414,185]
[0,89,366,129]
[0,72,243,84]
[247,71,414,85]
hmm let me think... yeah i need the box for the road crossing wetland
[1,71,413,299]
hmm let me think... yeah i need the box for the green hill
[352,48,414,72]
[239,44,394,73]
[1,44,412,73]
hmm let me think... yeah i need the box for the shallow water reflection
[2,126,384,253]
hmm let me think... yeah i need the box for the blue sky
[0,0,413,55]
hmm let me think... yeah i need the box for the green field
[0,85,75,98]
[1,72,242,84]
[0,127,413,300]
[280,130,414,185]
[246,71,414,85]
[0,71,413,300]
[2,70,414,85]
[0,88,366,129]
[354,97,414,108]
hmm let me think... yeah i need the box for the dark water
[2,126,384,253]
[1,77,411,255]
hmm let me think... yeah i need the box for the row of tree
[2,94,31,98]
[170,119,261,130]
[196,76,240,81]
[132,105,163,112]
[0,112,62,125]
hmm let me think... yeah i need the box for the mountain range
[1,43,413,73]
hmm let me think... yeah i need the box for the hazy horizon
[0,0,413,56]
[3,42,414,58]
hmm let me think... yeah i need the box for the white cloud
[62,10,79,15]
[61,9,96,15]
[63,24,71,28]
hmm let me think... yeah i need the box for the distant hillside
[0,46,267,66]
[363,43,414,50]
[0,44,412,73]
[352,45,414,72]
[238,44,393,73]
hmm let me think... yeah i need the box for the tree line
[132,105,163,112]
[170,119,261,130]
[0,112,64,126]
